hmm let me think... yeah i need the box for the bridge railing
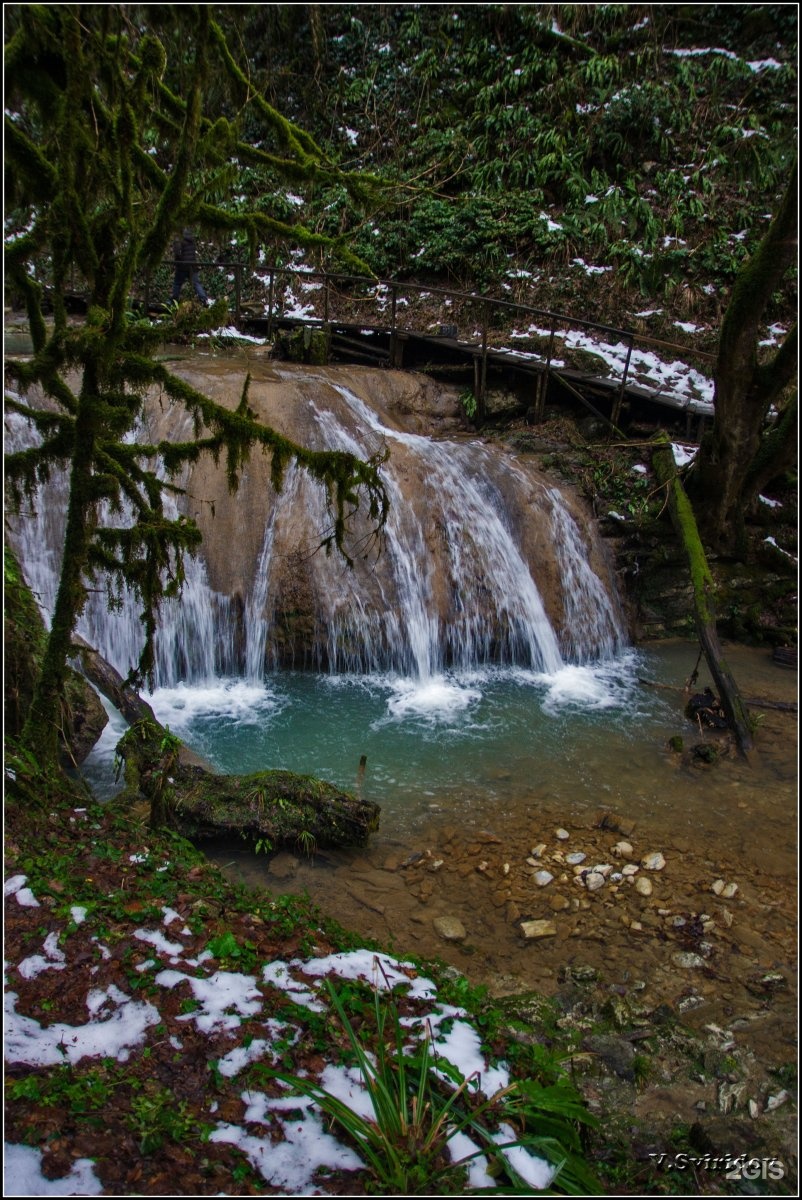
[136,259,715,422]
[143,260,635,338]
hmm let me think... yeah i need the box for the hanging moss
[4,6,391,764]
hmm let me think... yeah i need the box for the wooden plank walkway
[248,310,714,439]
[109,259,718,437]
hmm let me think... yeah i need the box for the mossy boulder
[276,326,330,365]
[4,546,107,765]
[117,719,381,849]
[485,387,524,417]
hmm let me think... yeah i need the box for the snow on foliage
[5,874,557,1195]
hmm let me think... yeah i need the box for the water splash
[6,370,626,687]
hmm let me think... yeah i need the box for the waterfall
[5,406,237,686]
[243,462,300,679]
[309,385,566,675]
[5,365,627,686]
[547,487,624,663]
[4,408,63,627]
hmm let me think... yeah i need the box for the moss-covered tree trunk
[740,392,798,512]
[20,388,97,763]
[5,547,107,765]
[652,435,753,757]
[689,161,797,552]
[5,6,389,778]
[117,719,380,848]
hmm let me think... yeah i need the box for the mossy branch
[3,117,58,198]
[209,16,324,161]
[652,434,753,756]
[193,203,375,276]
[5,5,392,759]
[139,13,209,269]
[6,352,79,415]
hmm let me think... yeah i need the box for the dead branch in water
[638,676,796,713]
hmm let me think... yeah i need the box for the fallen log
[117,718,381,849]
[71,639,381,848]
[637,677,797,713]
[71,635,157,727]
[71,637,214,773]
[651,434,754,756]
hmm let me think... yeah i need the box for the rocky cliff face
[6,354,628,684]
[154,357,626,675]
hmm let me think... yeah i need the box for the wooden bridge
[142,262,716,438]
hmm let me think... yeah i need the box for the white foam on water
[379,675,482,726]
[534,653,643,715]
[146,678,286,733]
[324,654,645,729]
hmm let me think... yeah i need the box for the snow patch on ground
[763,537,797,563]
[5,980,161,1067]
[4,1143,104,1196]
[204,325,269,344]
[671,442,698,467]
[3,851,567,1192]
[5,874,40,907]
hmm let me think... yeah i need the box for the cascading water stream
[243,463,300,680]
[307,383,624,675]
[80,481,239,683]
[546,487,624,663]
[6,365,626,690]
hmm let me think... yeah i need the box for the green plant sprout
[460,390,478,420]
[262,974,600,1194]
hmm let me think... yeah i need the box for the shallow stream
[83,640,797,1066]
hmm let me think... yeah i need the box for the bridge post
[233,264,242,329]
[532,373,546,423]
[612,336,634,427]
[532,325,556,422]
[473,357,482,413]
[267,271,275,339]
[324,273,330,326]
[389,284,402,366]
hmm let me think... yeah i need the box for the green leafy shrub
[262,977,600,1195]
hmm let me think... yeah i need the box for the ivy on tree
[4,4,389,765]
[689,159,797,553]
